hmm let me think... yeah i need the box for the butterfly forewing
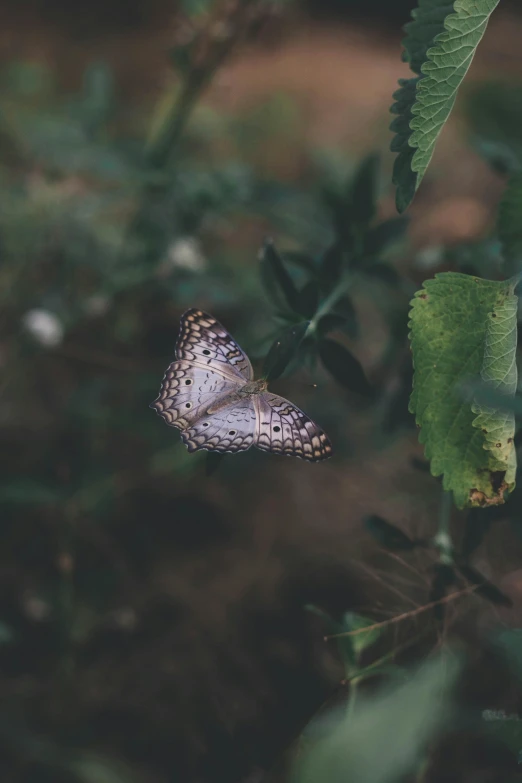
[176,309,253,381]
[254,393,332,462]
[151,361,242,431]
[181,398,256,454]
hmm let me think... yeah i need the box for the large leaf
[409,272,517,508]
[390,0,500,213]
[294,654,460,783]
[498,172,522,276]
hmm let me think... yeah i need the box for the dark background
[2,1,522,781]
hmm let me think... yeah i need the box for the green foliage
[306,606,384,679]
[293,654,460,783]
[391,0,500,212]
[259,155,406,386]
[409,273,517,508]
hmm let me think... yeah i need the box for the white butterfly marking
[151,309,332,462]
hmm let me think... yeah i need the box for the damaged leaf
[409,272,517,509]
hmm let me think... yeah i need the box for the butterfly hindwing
[181,398,256,454]
[176,309,254,381]
[254,393,332,462]
[151,361,242,431]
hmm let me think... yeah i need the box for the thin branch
[325,585,478,640]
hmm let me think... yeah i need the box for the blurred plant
[292,652,460,783]
[257,154,409,393]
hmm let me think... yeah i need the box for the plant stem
[147,0,259,168]
[308,273,353,333]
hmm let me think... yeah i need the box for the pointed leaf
[259,240,301,313]
[409,272,517,508]
[390,0,501,212]
[318,339,372,396]
[458,564,512,607]
[262,321,310,381]
[364,515,418,551]
[340,612,382,657]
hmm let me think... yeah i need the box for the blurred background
[3,0,522,781]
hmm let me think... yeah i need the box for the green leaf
[409,272,517,508]
[340,612,382,658]
[364,515,418,551]
[390,0,501,212]
[262,321,310,381]
[498,172,522,276]
[318,339,372,396]
[259,240,301,313]
[293,654,460,783]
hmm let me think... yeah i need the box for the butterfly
[151,309,332,462]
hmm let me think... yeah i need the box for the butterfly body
[151,309,332,462]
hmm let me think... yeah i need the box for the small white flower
[415,245,444,270]
[23,309,64,347]
[159,236,206,276]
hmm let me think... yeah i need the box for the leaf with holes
[409,272,517,508]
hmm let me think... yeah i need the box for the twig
[325,585,478,640]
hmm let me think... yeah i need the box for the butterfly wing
[253,392,332,462]
[176,309,254,381]
[181,397,256,454]
[151,361,242,431]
